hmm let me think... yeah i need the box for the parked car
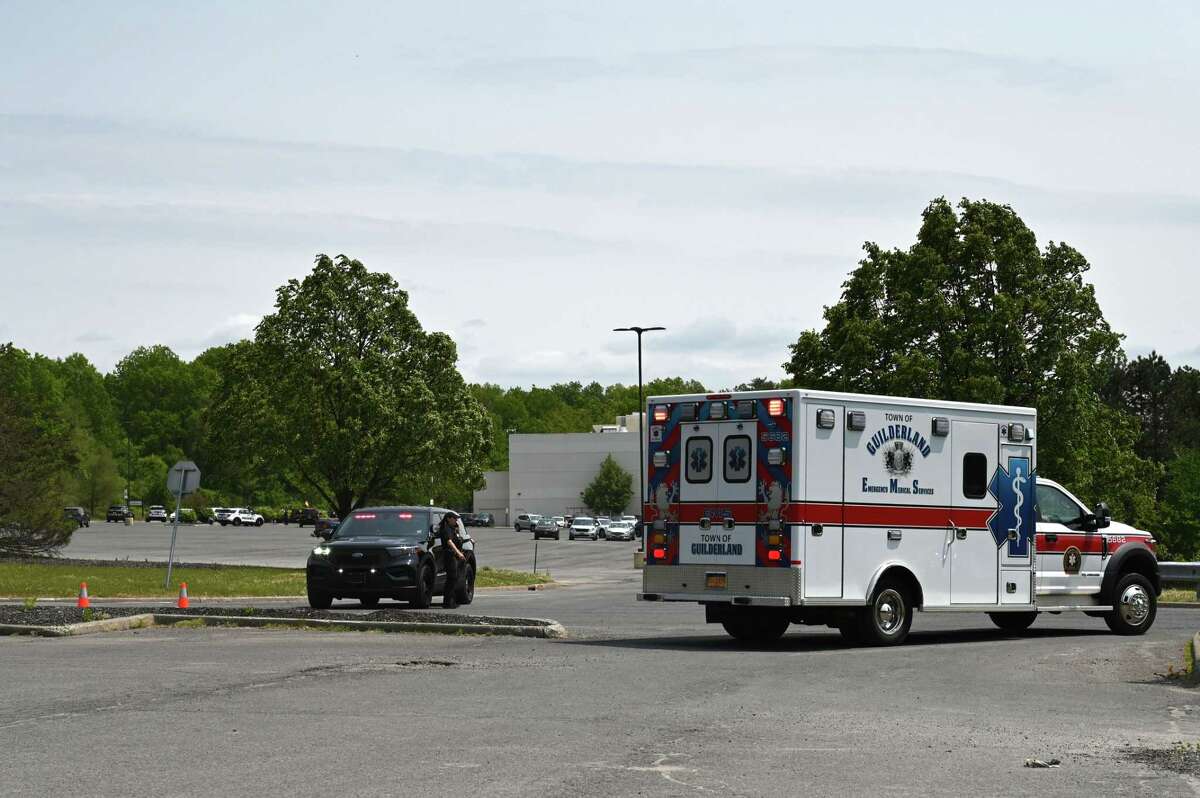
[147,505,168,522]
[106,505,131,522]
[533,516,560,540]
[314,516,339,538]
[229,508,265,527]
[213,507,236,525]
[296,508,322,527]
[605,520,636,541]
[306,506,476,609]
[459,512,477,526]
[569,517,598,541]
[552,516,566,530]
[596,517,613,539]
[514,513,542,533]
[63,507,90,528]
[473,512,495,527]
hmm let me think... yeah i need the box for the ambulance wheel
[720,612,790,644]
[1104,573,1156,635]
[858,581,913,646]
[988,612,1037,633]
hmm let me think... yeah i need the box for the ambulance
[637,389,1160,645]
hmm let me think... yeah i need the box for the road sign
[165,460,201,588]
[167,461,201,496]
[129,500,143,507]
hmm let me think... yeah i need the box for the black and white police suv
[305,506,476,609]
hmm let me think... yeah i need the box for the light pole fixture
[613,325,665,547]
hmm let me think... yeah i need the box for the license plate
[347,573,365,585]
[705,573,727,590]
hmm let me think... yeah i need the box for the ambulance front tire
[720,612,790,644]
[988,611,1037,632]
[858,580,913,646]
[1104,572,1156,635]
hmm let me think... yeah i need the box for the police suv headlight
[387,546,414,558]
[312,546,331,557]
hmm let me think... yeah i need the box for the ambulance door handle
[811,524,823,537]
[955,527,967,541]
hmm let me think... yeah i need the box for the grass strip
[0,560,549,598]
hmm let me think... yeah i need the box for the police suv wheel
[1104,572,1156,635]
[859,581,913,646]
[233,518,242,526]
[456,563,475,605]
[307,587,332,610]
[255,518,263,527]
[411,563,434,609]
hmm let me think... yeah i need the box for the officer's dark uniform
[439,514,464,609]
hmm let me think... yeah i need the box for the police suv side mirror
[1094,502,1112,530]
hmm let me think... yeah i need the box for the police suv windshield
[334,510,431,541]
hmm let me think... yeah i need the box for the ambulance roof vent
[931,416,950,437]
[816,408,836,429]
[847,410,866,431]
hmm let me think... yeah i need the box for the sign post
[164,460,201,589]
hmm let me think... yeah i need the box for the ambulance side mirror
[1094,502,1111,530]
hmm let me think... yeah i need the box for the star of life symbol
[690,447,708,474]
[728,446,747,473]
[988,456,1036,557]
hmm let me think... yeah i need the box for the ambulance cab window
[724,435,752,483]
[1036,484,1084,525]
[962,453,987,499]
[685,437,713,484]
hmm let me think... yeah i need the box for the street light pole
[613,326,665,549]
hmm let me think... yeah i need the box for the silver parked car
[569,516,598,541]
[605,520,636,541]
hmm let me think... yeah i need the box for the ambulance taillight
[766,398,785,417]
[653,406,669,423]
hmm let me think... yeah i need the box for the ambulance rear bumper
[639,564,801,606]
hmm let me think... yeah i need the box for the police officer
[439,510,467,609]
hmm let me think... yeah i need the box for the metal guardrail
[1159,562,1200,598]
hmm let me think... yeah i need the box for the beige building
[472,415,644,525]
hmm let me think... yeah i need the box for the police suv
[638,389,1159,645]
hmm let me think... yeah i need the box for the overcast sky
[2,1,1197,388]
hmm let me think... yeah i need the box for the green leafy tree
[1159,449,1200,560]
[783,197,1159,523]
[70,433,123,516]
[0,345,76,554]
[209,254,491,517]
[582,454,634,517]
[106,345,208,461]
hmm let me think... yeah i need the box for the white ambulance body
[638,389,1159,645]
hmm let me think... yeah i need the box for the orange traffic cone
[77,582,90,608]
[177,582,189,609]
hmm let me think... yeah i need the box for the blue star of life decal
[988,456,1036,557]
[690,447,708,474]
[728,446,747,473]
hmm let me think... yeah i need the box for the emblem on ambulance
[1063,546,1082,575]
[883,441,914,476]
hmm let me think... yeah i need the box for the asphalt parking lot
[62,521,635,582]
[5,570,1200,796]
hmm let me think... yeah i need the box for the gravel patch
[1129,743,1200,776]
[0,605,548,628]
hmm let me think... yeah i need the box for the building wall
[473,470,510,525]
[472,430,643,522]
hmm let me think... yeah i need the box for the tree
[0,345,76,555]
[210,254,491,517]
[1159,449,1200,560]
[784,197,1159,523]
[582,455,634,516]
[106,344,208,462]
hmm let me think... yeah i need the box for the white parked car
[226,508,264,527]
[552,516,566,530]
[147,505,168,522]
[569,517,599,541]
[605,520,636,541]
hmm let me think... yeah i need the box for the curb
[0,613,566,639]
[0,583,555,603]
[0,613,155,637]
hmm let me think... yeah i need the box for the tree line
[3,199,1197,557]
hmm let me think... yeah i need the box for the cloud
[462,318,487,329]
[448,44,1109,93]
[74,330,113,344]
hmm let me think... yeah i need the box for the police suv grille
[642,564,799,603]
[331,549,385,567]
